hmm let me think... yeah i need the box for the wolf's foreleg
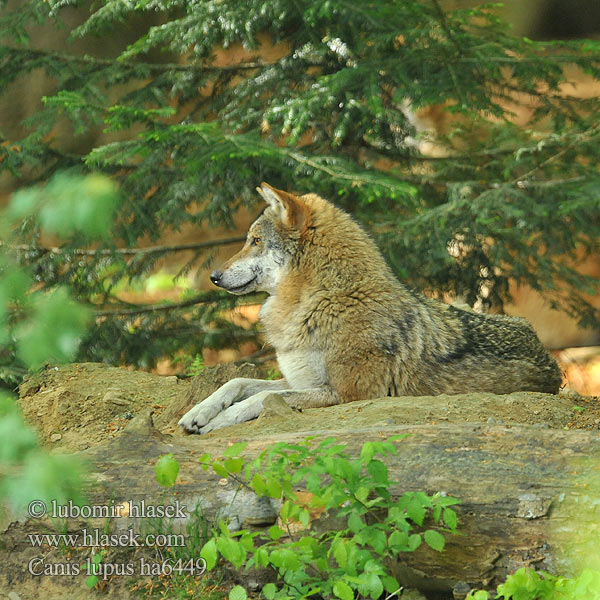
[179,378,288,433]
[197,386,340,433]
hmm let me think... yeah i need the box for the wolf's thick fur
[179,183,562,433]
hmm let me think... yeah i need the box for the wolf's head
[210,183,310,295]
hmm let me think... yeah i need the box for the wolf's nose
[210,270,223,285]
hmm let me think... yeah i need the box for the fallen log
[4,370,600,598]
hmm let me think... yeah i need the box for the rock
[49,433,62,442]
[452,581,472,599]
[102,390,130,406]
[257,393,298,421]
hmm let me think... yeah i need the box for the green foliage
[197,436,459,600]
[0,172,119,517]
[1,171,120,382]
[0,391,87,518]
[174,352,206,377]
[467,567,600,600]
[0,0,597,374]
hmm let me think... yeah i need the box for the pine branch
[1,45,269,74]
[511,123,600,184]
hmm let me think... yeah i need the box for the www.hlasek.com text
[28,527,185,549]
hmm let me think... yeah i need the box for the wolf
[179,183,562,434]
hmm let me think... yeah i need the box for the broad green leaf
[268,525,284,541]
[224,457,244,474]
[443,507,458,531]
[265,476,282,498]
[229,585,247,600]
[154,453,179,487]
[367,460,388,484]
[333,579,354,600]
[332,538,348,569]
[251,473,267,495]
[212,462,229,477]
[407,534,422,551]
[348,512,365,533]
[424,530,445,552]
[224,442,248,458]
[200,539,217,570]
[360,442,375,464]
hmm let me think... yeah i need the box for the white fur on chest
[277,350,328,390]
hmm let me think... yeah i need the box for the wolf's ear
[256,183,309,230]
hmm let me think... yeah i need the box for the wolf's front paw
[197,395,264,434]
[178,403,213,434]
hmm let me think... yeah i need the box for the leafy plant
[467,567,600,600]
[174,353,207,378]
[194,436,459,600]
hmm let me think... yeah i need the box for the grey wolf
[179,183,562,434]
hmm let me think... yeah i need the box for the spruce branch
[0,45,268,74]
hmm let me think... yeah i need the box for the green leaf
[269,549,300,570]
[224,457,244,474]
[198,453,211,469]
[332,538,348,569]
[364,572,384,599]
[360,442,375,464]
[154,453,179,487]
[200,539,218,571]
[365,527,387,553]
[367,460,388,484]
[212,462,229,477]
[229,585,247,600]
[251,473,267,495]
[443,507,458,531]
[333,579,354,600]
[255,547,269,567]
[466,591,490,600]
[265,476,282,499]
[348,512,365,533]
[407,534,422,551]
[268,525,285,541]
[424,530,446,552]
[405,497,427,526]
[262,583,277,599]
[298,508,310,527]
[224,442,248,458]
[217,537,246,568]
[381,575,400,594]
[388,530,408,551]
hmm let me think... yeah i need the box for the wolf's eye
[251,237,261,246]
